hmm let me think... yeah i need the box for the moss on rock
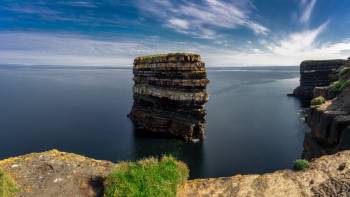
[330,80,349,93]
[311,96,326,106]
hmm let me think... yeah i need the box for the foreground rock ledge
[0,150,114,197]
[180,150,350,197]
[1,150,350,196]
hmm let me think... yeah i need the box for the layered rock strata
[129,53,209,141]
[293,59,345,99]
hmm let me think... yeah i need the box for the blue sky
[0,0,350,66]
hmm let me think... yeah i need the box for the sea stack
[129,53,209,141]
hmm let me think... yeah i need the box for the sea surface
[0,65,308,178]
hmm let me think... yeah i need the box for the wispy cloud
[0,32,204,66]
[1,27,349,67]
[300,0,317,24]
[267,21,328,56]
[205,22,350,66]
[137,0,269,39]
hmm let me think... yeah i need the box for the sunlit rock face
[129,53,209,141]
[293,59,346,99]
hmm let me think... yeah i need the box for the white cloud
[1,27,349,67]
[300,0,317,24]
[267,21,328,56]
[204,22,350,66]
[137,0,269,38]
[167,18,190,30]
[0,32,204,66]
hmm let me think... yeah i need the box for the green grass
[104,156,189,197]
[136,53,198,62]
[293,159,309,171]
[330,80,349,93]
[310,96,325,106]
[0,168,19,197]
[339,67,350,79]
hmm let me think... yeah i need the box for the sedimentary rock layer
[129,53,209,141]
[293,59,345,99]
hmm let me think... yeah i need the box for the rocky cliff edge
[1,150,350,197]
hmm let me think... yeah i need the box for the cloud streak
[300,0,317,24]
[1,28,349,67]
[137,0,269,38]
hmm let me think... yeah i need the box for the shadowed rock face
[129,53,209,141]
[303,59,350,159]
[293,59,346,99]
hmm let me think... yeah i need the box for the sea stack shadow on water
[128,53,209,141]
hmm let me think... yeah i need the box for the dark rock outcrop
[304,90,350,159]
[293,59,346,99]
[303,59,350,159]
[128,53,209,141]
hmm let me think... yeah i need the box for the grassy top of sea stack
[134,53,201,64]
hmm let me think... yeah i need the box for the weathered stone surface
[129,53,209,141]
[178,150,350,197]
[0,150,114,197]
[3,150,350,197]
[293,59,346,99]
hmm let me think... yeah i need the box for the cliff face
[129,53,209,141]
[293,60,345,99]
[303,59,350,159]
[2,150,350,197]
[305,86,350,159]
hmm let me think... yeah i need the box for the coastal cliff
[1,150,350,197]
[303,58,350,159]
[293,59,345,99]
[129,53,209,141]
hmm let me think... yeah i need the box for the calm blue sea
[0,65,307,178]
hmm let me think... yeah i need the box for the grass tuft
[331,80,349,93]
[310,96,325,106]
[104,155,189,197]
[0,168,19,197]
[339,67,350,79]
[293,159,309,171]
